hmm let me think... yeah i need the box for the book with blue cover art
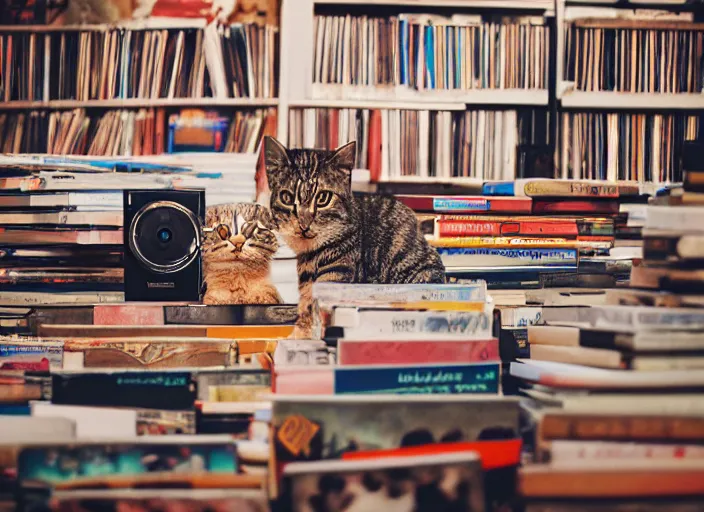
[334,363,500,395]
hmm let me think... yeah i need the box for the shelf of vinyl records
[0,19,279,103]
[555,4,704,105]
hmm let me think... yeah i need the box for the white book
[0,416,76,442]
[646,205,704,233]
[524,388,704,416]
[313,282,487,304]
[511,358,704,389]
[549,440,704,463]
[331,307,492,341]
[31,403,137,439]
[273,339,334,366]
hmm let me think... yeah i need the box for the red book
[337,339,499,366]
[93,305,165,326]
[532,200,620,215]
[328,109,339,149]
[367,110,382,181]
[342,439,522,471]
[396,195,532,214]
[437,218,579,237]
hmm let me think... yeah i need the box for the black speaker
[123,189,205,302]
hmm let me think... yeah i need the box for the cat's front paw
[289,325,312,340]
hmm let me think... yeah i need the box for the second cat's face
[203,203,278,266]
[264,136,356,249]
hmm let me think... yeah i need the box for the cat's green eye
[279,190,295,206]
[316,190,334,208]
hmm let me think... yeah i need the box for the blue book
[482,182,516,196]
[425,25,435,89]
[399,19,409,86]
[334,363,500,395]
[437,247,578,267]
[0,405,31,415]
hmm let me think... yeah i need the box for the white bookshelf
[278,0,554,182]
[555,1,704,105]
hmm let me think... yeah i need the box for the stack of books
[403,178,646,296]
[274,282,499,396]
[0,280,527,511]
[392,178,655,393]
[270,281,523,510]
[508,184,704,507]
[0,155,259,306]
[0,302,294,510]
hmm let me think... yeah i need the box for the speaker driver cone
[128,200,201,274]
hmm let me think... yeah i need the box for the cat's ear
[263,136,290,176]
[327,141,356,171]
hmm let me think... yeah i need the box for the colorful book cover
[280,453,484,512]
[334,363,500,395]
[332,308,493,341]
[274,363,500,396]
[0,341,63,371]
[18,440,238,490]
[270,395,520,497]
[437,247,578,267]
[482,180,620,198]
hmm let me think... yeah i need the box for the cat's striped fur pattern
[264,136,445,337]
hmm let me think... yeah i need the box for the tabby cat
[202,203,282,305]
[263,136,446,338]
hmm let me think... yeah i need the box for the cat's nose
[231,234,246,251]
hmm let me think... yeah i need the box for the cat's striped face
[203,203,278,264]
[264,137,356,247]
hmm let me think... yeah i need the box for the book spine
[334,362,500,395]
[532,200,620,214]
[437,219,581,237]
[396,196,532,213]
[334,309,493,341]
[541,414,704,442]
[547,440,704,463]
[437,247,578,267]
[481,182,516,196]
[337,339,499,366]
[312,283,487,303]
